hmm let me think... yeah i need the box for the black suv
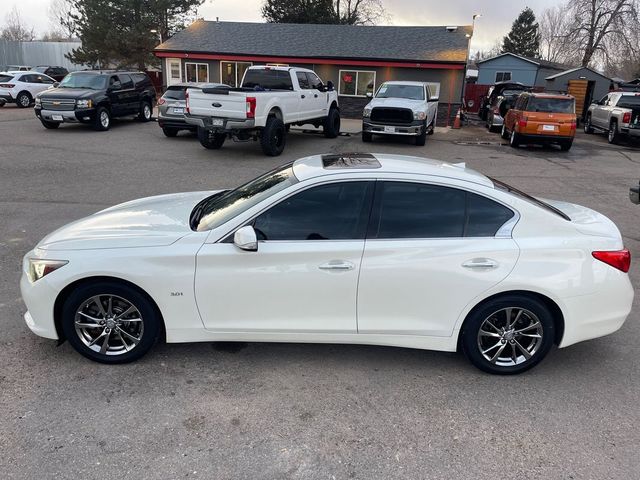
[34,70,156,131]
[32,66,69,82]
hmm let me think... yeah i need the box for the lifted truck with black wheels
[185,66,340,156]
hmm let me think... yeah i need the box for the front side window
[296,71,310,89]
[185,63,208,83]
[306,72,323,89]
[339,70,375,97]
[253,182,373,241]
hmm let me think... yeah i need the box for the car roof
[292,153,494,187]
[522,92,574,99]
[379,81,427,87]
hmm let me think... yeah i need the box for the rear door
[107,75,128,116]
[357,180,519,336]
[117,74,138,113]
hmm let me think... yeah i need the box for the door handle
[318,260,355,271]
[462,258,499,269]
[301,95,306,99]
[314,94,318,98]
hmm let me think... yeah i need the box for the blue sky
[11,0,560,51]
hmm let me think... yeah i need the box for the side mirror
[366,92,373,98]
[233,225,258,251]
[326,80,334,91]
[53,82,59,88]
[430,96,439,102]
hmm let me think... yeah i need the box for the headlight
[28,259,68,282]
[76,99,92,108]
[35,97,41,106]
[413,111,426,120]
[363,108,372,118]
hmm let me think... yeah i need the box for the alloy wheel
[74,294,144,355]
[476,307,543,367]
[100,111,110,128]
[143,103,151,119]
[19,95,30,107]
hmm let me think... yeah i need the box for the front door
[306,71,328,118]
[166,58,182,86]
[195,181,374,333]
[357,181,519,336]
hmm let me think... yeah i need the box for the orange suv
[502,92,576,151]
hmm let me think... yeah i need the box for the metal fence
[0,40,84,71]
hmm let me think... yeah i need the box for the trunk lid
[543,199,622,240]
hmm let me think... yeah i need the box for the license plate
[384,126,395,133]
[52,115,63,121]
[172,107,184,114]
[212,118,224,127]
[542,125,555,132]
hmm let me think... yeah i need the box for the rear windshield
[242,69,294,91]
[376,84,425,100]
[162,86,194,100]
[528,97,575,113]
[617,95,640,108]
[33,66,47,73]
[58,73,107,90]
[0,74,13,82]
[491,177,570,221]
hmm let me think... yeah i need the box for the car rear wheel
[40,119,60,129]
[16,91,31,108]
[162,127,179,137]
[138,101,152,122]
[61,281,161,364]
[509,129,520,148]
[362,131,372,142]
[322,107,340,138]
[198,127,226,149]
[260,116,286,156]
[501,124,509,140]
[461,295,555,375]
[584,115,593,134]
[93,107,111,131]
[560,140,573,151]
[608,120,619,144]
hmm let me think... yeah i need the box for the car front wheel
[139,100,152,122]
[461,295,555,375]
[61,281,161,364]
[323,107,340,138]
[93,107,111,131]
[584,115,593,134]
[16,91,31,108]
[260,116,286,156]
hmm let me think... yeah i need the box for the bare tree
[47,0,77,40]
[539,5,576,64]
[1,6,35,41]
[334,0,388,25]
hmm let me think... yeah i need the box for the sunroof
[321,153,382,169]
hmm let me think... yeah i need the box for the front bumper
[185,114,255,131]
[20,268,60,340]
[362,119,425,136]
[35,107,97,124]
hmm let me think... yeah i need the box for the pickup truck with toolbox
[184,66,340,156]
[584,91,640,144]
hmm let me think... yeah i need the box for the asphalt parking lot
[1,104,639,479]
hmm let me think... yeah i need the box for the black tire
[93,106,111,131]
[509,129,520,148]
[198,127,226,149]
[584,114,593,134]
[427,119,435,135]
[362,131,372,142]
[61,281,161,364]
[415,123,427,146]
[40,119,60,129]
[16,91,31,108]
[559,140,573,151]
[260,116,286,156]
[323,107,340,138]
[162,127,179,137]
[461,295,555,375]
[138,100,152,122]
[501,124,509,140]
[608,120,619,144]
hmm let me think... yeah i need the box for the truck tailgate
[187,89,247,119]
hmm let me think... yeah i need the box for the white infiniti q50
[21,153,634,374]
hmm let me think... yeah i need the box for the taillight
[157,97,166,106]
[185,90,190,114]
[570,120,576,130]
[592,249,631,273]
[246,97,256,119]
[518,117,528,129]
[0,83,15,88]
[623,111,631,124]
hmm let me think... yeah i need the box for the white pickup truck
[185,66,340,156]
[362,81,439,146]
[584,91,640,144]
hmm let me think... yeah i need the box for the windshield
[491,177,570,221]
[195,163,298,231]
[527,97,574,113]
[376,84,425,100]
[33,66,47,73]
[58,73,107,90]
[617,95,640,108]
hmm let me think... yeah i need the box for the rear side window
[118,74,134,89]
[132,73,149,87]
[371,182,515,239]
[242,69,294,91]
[253,182,373,240]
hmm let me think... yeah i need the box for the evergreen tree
[262,0,336,24]
[502,7,540,58]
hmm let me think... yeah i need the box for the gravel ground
[1,105,638,479]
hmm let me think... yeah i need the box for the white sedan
[20,153,633,374]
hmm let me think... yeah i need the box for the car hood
[38,88,96,100]
[366,97,426,110]
[38,191,218,251]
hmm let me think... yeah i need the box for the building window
[339,70,375,97]
[185,62,209,82]
[495,71,512,82]
[221,61,253,87]
[170,62,181,81]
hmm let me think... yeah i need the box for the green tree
[262,0,386,25]
[502,7,540,58]
[65,0,203,70]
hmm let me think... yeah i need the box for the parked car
[502,92,577,151]
[34,70,156,131]
[20,153,632,374]
[485,92,519,132]
[362,81,438,146]
[32,65,69,82]
[479,81,529,120]
[185,66,340,156]
[6,65,31,71]
[158,82,229,137]
[584,91,640,144]
[0,71,57,107]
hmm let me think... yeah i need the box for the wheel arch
[329,100,339,111]
[268,106,283,120]
[456,289,565,350]
[53,275,166,344]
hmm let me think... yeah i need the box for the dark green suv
[34,70,156,131]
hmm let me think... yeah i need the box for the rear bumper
[184,114,255,131]
[517,133,574,144]
[0,93,13,102]
[363,119,425,136]
[621,127,640,138]
[35,107,96,124]
[158,115,195,130]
